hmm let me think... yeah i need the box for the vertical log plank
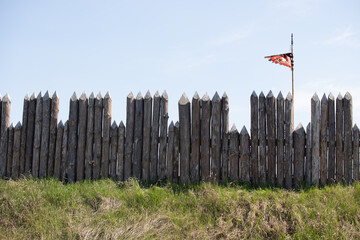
[48,91,59,177]
[25,93,36,175]
[250,91,258,184]
[221,92,229,181]
[150,91,160,181]
[305,123,312,184]
[200,93,211,181]
[285,93,293,188]
[353,125,359,182]
[258,92,266,185]
[191,92,200,182]
[166,121,175,181]
[277,92,285,187]
[6,124,14,177]
[54,121,64,180]
[266,91,276,185]
[320,94,328,185]
[158,91,168,180]
[343,92,353,184]
[328,93,335,183]
[133,92,143,179]
[229,124,239,180]
[76,92,87,181]
[61,121,68,181]
[173,122,180,183]
[117,121,125,181]
[240,126,250,182]
[85,92,95,180]
[39,91,51,178]
[179,93,191,184]
[124,92,135,180]
[101,92,112,179]
[211,92,221,182]
[336,94,343,182]
[142,90,152,181]
[294,124,305,187]
[32,92,43,178]
[0,94,11,177]
[20,94,29,175]
[12,122,21,179]
[93,92,103,180]
[67,92,78,182]
[109,121,118,179]
[311,93,321,185]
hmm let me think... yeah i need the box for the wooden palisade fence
[0,90,359,188]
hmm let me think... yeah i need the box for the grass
[1,178,360,239]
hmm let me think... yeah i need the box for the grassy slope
[1,178,360,240]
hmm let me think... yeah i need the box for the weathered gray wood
[150,91,160,181]
[0,94,11,177]
[25,93,36,175]
[229,124,239,180]
[211,92,221,182]
[166,121,175,181]
[240,126,250,182]
[266,91,276,185]
[48,91,59,177]
[133,92,143,179]
[142,90,152,181]
[258,92,266,185]
[67,92,78,183]
[54,121,64,180]
[93,92,103,180]
[276,92,284,187]
[191,92,200,182]
[311,93,320,185]
[76,92,87,181]
[336,94,343,182]
[109,121,118,179]
[158,91,168,180]
[85,92,95,180]
[32,92,43,178]
[61,121,68,181]
[343,92,353,184]
[173,122,180,183]
[117,121,125,181]
[250,91,258,184]
[179,93,191,184]
[294,124,305,187]
[19,94,29,175]
[328,93,335,183]
[320,94,328,185]
[12,122,21,179]
[6,124,14,177]
[200,93,211,181]
[305,123,312,184]
[221,92,229,181]
[353,125,359,182]
[284,93,293,188]
[124,92,135,180]
[101,92,112,179]
[39,91,51,178]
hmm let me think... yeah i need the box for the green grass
[1,178,360,239]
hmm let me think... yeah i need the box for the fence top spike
[70,92,78,101]
[3,93,11,103]
[169,121,174,128]
[240,126,248,135]
[230,124,237,133]
[201,92,210,101]
[295,123,304,132]
[354,124,359,131]
[306,122,311,130]
[259,91,265,98]
[52,91,59,99]
[175,121,180,128]
[119,121,125,128]
[89,92,95,99]
[58,120,64,127]
[251,91,257,98]
[286,92,292,100]
[337,93,343,99]
[311,93,319,102]
[9,123,14,129]
[96,92,103,99]
[162,90,168,99]
[37,91,43,99]
[344,91,352,100]
[222,92,228,98]
[145,90,151,99]
[127,92,134,99]
[266,90,274,98]
[328,92,334,100]
[154,90,160,97]
[136,91,143,100]
[30,93,37,100]
[321,93,327,102]
[15,121,22,129]
[44,91,50,100]
[193,91,199,99]
[104,91,111,99]
[24,93,30,100]
[80,92,87,100]
[212,92,220,102]
[111,121,117,128]
[64,120,68,127]
[277,91,283,99]
[179,93,189,104]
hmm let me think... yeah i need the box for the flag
[265,53,293,69]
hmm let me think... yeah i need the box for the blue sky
[1,0,360,130]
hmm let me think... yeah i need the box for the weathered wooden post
[133,92,143,179]
[258,92,266,185]
[158,91,168,180]
[294,124,305,187]
[173,122,180,183]
[211,92,221,182]
[93,92,103,180]
[240,126,250,182]
[109,121,118,179]
[54,121,64,179]
[320,94,328,185]
[39,91,51,178]
[221,92,229,181]
[124,92,135,180]
[191,92,200,182]
[6,124,14,177]
[266,91,276,185]
[85,92,95,180]
[285,92,293,188]
[117,121,125,181]
[61,121,68,181]
[32,92,43,178]
[343,92,353,184]
[12,122,21,179]
[305,123,312,184]
[311,93,320,185]
[76,92,88,181]
[277,92,284,187]
[353,125,359,182]
[25,93,36,175]
[328,93,335,183]
[101,92,112,179]
[229,124,239,180]
[67,92,78,182]
[200,93,211,181]
[48,91,59,177]
[142,91,152,181]
[0,94,11,177]
[167,121,175,181]
[179,93,191,184]
[150,91,160,181]
[250,91,258,184]
[336,94,343,182]
[20,94,29,175]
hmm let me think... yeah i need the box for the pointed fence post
[285,93,293,188]
[32,92,43,178]
[305,123,312,184]
[124,92,135,180]
[240,126,250,182]
[179,93,191,184]
[67,92,78,182]
[100,92,112,179]
[25,93,36,175]
[229,124,239,180]
[173,122,180,183]
[294,124,305,187]
[320,94,328,185]
[133,92,143,179]
[6,124,14,177]
[336,94,343,182]
[85,92,95,180]
[250,91,258,184]
[266,91,276,185]
[167,121,175,181]
[150,91,160,181]
[353,125,359,182]
[20,94,29,175]
[117,121,125,181]
[258,92,266,185]
[201,93,211,181]
[343,92,353,184]
[158,91,168,180]
[54,121,64,180]
[211,92,221,182]
[221,92,229,181]
[142,91,152,181]
[311,93,321,186]
[61,121,68,181]
[0,94,11,177]
[39,91,51,178]
[12,122,22,179]
[76,92,87,181]
[191,92,200,182]
[277,92,284,187]
[48,91,59,177]
[328,93,335,183]
[109,121,118,179]
[93,92,103,180]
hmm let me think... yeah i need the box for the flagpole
[291,33,294,130]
